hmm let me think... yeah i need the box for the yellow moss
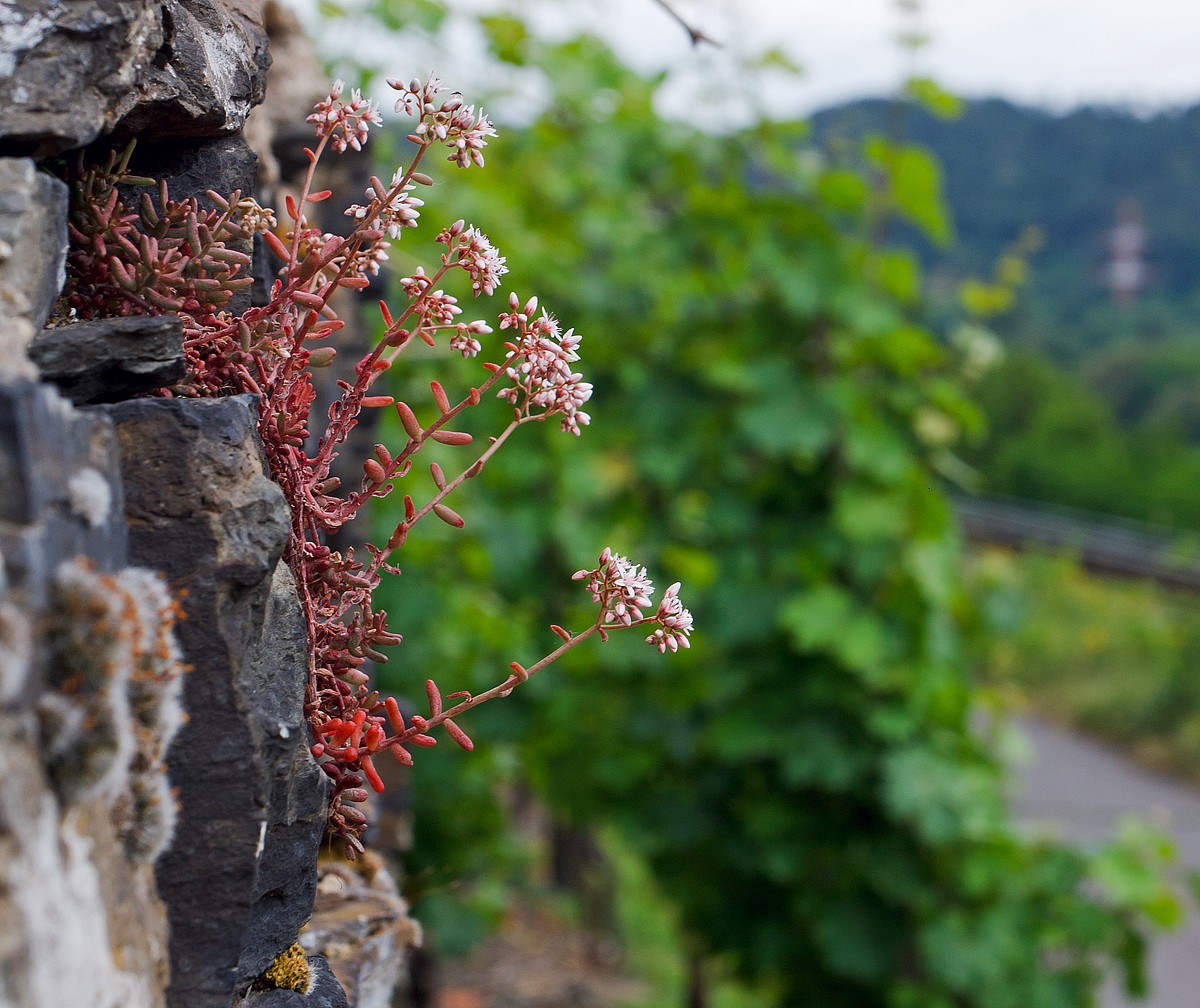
[264,943,310,992]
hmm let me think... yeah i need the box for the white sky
[304,0,1200,127]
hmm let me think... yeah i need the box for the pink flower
[572,547,654,626]
[450,320,490,357]
[497,295,592,434]
[386,76,497,168]
[646,582,693,652]
[451,226,507,296]
[308,80,383,153]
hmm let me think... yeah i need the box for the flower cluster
[572,548,694,647]
[497,295,593,434]
[307,80,382,152]
[386,75,497,168]
[345,169,425,240]
[648,582,694,652]
[399,267,461,325]
[64,74,691,857]
[440,223,507,296]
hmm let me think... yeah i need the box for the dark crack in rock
[30,314,184,405]
[119,135,258,314]
[102,394,332,1008]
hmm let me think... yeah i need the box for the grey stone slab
[102,394,334,1008]
[31,314,185,404]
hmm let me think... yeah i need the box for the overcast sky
[306,0,1200,126]
[554,0,1200,117]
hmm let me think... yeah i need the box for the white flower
[496,296,592,434]
[308,81,383,153]
[455,226,507,296]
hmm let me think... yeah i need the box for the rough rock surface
[103,394,329,1008]
[0,158,68,375]
[30,313,185,404]
[0,0,269,158]
[0,376,173,1008]
[122,134,259,209]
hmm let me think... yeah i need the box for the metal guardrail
[954,494,1200,590]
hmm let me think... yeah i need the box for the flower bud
[340,788,369,803]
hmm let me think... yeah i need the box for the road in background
[1012,718,1200,1008]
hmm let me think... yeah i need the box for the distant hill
[811,99,1200,365]
[812,98,1200,530]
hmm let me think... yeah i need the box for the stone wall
[0,2,412,1006]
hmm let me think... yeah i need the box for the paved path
[1011,718,1200,1008]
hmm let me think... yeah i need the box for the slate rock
[30,314,185,404]
[0,0,269,158]
[102,394,331,1008]
[0,158,68,331]
[238,956,350,1008]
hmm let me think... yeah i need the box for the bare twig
[652,0,721,47]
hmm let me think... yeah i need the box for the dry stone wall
[0,2,413,1006]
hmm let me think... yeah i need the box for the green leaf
[905,77,965,121]
[818,169,868,212]
[481,13,530,65]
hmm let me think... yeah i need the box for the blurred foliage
[359,29,1183,1008]
[964,349,1200,529]
[970,546,1200,782]
[814,96,1200,540]
[812,97,1200,366]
